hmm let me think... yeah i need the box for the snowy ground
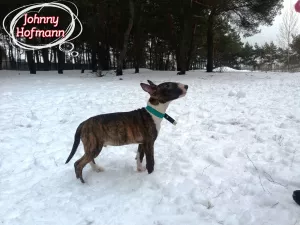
[213,66,251,73]
[1,69,300,225]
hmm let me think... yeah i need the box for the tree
[291,34,300,56]
[213,25,243,68]
[241,42,254,67]
[0,46,7,70]
[267,41,278,68]
[116,0,135,76]
[133,0,145,73]
[194,0,283,72]
[261,41,278,70]
[26,51,36,74]
[278,1,298,71]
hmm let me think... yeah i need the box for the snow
[1,69,300,225]
[213,66,251,72]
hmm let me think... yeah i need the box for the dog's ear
[140,83,156,95]
[147,80,156,86]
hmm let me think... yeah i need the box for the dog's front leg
[144,143,155,174]
[136,144,145,172]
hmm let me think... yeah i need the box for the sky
[243,0,300,45]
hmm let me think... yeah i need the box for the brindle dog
[65,80,188,183]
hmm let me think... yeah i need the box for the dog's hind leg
[90,146,105,172]
[90,159,105,172]
[74,153,93,183]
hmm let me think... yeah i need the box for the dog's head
[140,80,188,105]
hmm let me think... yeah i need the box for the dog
[65,80,188,183]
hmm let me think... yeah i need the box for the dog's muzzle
[178,84,188,97]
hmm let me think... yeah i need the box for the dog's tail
[65,122,84,164]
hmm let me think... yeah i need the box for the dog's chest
[145,103,169,134]
[149,114,162,133]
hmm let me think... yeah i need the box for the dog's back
[81,108,158,147]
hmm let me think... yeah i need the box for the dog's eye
[164,84,170,88]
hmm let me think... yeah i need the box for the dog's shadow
[83,160,146,185]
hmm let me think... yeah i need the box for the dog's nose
[184,85,188,90]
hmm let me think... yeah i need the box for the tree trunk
[177,3,193,75]
[26,51,36,74]
[53,48,57,70]
[135,63,140,73]
[186,23,197,71]
[116,0,134,76]
[97,44,110,71]
[206,11,215,73]
[134,1,144,74]
[154,38,159,70]
[177,5,186,75]
[165,52,170,70]
[178,36,187,74]
[176,48,181,71]
[167,12,179,71]
[113,49,116,69]
[0,48,3,70]
[149,38,153,69]
[123,59,127,69]
[7,43,16,70]
[134,31,142,73]
[87,50,91,69]
[104,45,110,70]
[49,48,53,69]
[97,44,103,72]
[49,48,53,62]
[35,51,40,70]
[287,48,290,72]
[41,48,49,71]
[57,50,65,74]
[91,47,97,72]
[159,53,164,70]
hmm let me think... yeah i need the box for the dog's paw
[92,165,105,173]
[146,165,154,174]
[137,166,146,172]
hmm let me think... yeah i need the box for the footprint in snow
[190,189,213,209]
[204,154,222,167]
[223,147,233,158]
[59,119,68,124]
[236,91,246,98]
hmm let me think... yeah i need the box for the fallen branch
[202,164,211,175]
[263,171,288,188]
[246,153,268,193]
[213,192,224,198]
[291,149,296,168]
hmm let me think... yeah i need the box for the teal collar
[145,105,165,118]
[145,105,177,125]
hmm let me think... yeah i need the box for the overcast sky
[243,0,300,45]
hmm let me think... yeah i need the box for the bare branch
[263,171,288,188]
[202,164,211,174]
[245,153,268,193]
[291,149,296,168]
[277,1,299,71]
[213,192,224,198]
[192,0,211,8]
